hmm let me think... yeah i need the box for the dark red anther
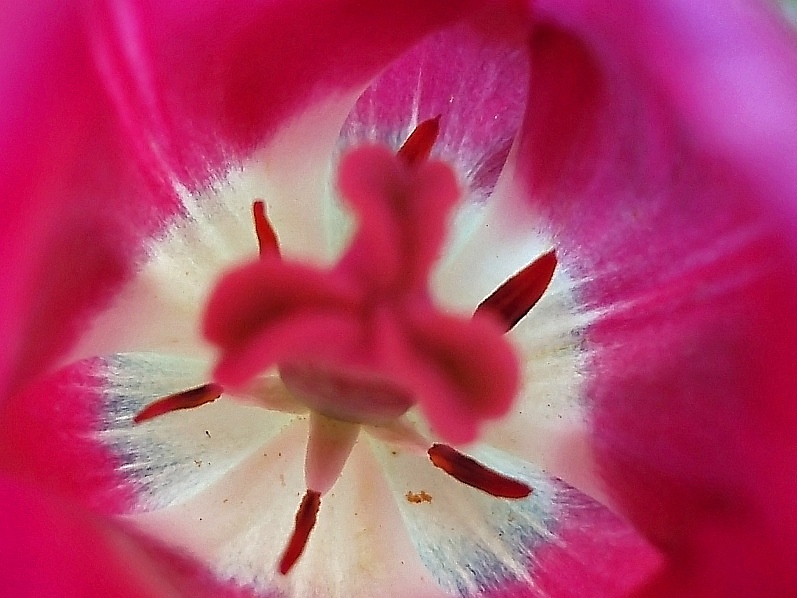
[133,383,224,424]
[252,200,280,257]
[475,250,557,333]
[279,490,322,575]
[397,115,442,167]
[428,443,532,499]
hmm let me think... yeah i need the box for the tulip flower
[3,1,797,597]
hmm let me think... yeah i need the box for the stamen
[397,115,442,167]
[278,489,322,575]
[133,383,224,424]
[252,200,280,257]
[475,250,557,333]
[427,443,532,499]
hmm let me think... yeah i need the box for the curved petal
[123,422,447,597]
[515,9,797,592]
[90,0,486,180]
[0,353,294,516]
[339,18,530,203]
[0,2,179,399]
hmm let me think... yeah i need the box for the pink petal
[486,498,662,598]
[514,8,797,591]
[90,0,483,175]
[0,2,180,400]
[339,16,530,203]
[0,475,162,598]
[1,0,491,399]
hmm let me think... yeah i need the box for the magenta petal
[90,0,481,178]
[340,16,530,202]
[488,497,662,598]
[0,476,162,598]
[0,2,179,401]
[516,7,797,592]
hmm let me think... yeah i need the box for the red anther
[252,200,280,257]
[475,250,557,333]
[397,115,442,167]
[279,489,322,575]
[428,443,532,499]
[133,383,224,424]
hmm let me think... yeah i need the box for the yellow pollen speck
[406,490,432,504]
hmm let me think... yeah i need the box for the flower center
[132,117,559,575]
[279,362,414,425]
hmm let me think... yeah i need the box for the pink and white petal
[65,0,497,366]
[66,98,365,366]
[0,352,293,517]
[339,18,531,269]
[339,18,529,198]
[86,0,490,269]
[512,11,797,591]
[123,419,306,592]
[370,441,659,597]
[97,353,298,512]
[127,420,446,597]
[95,0,481,172]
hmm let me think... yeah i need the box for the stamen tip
[428,443,532,499]
[278,490,322,575]
[132,383,223,425]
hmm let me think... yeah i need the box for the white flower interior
[65,26,612,598]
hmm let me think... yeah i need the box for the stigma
[132,117,557,575]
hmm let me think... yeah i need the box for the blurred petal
[0,476,165,598]
[514,6,797,592]
[90,0,484,180]
[0,2,178,399]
